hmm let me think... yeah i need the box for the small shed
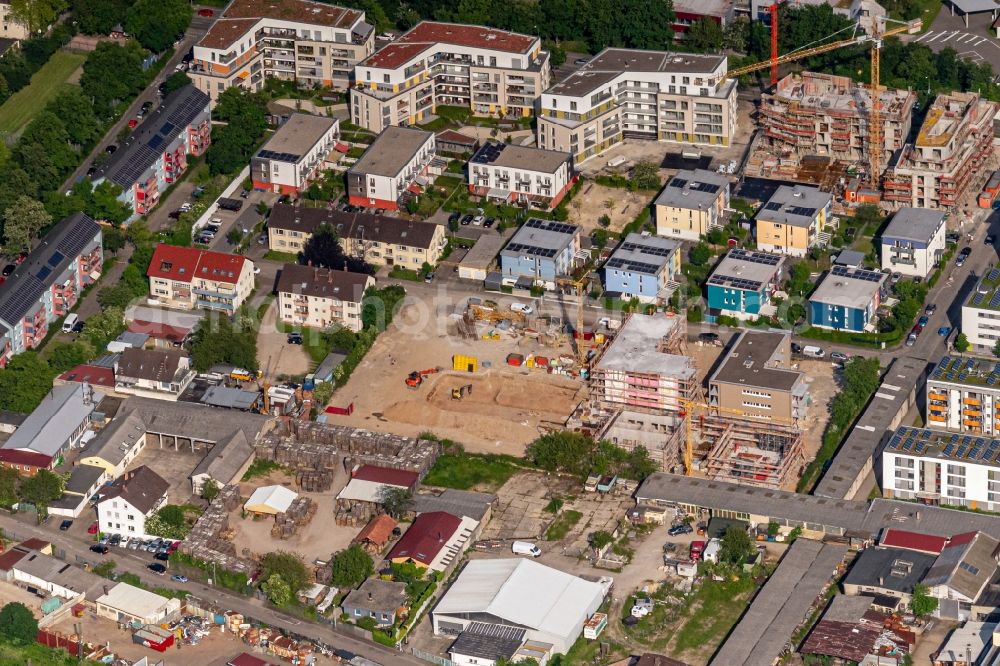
[313,351,348,383]
[244,485,298,516]
[353,514,398,554]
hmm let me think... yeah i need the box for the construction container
[535,356,549,367]
[507,353,524,367]
[453,354,478,372]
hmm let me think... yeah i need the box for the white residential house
[96,466,169,539]
[275,264,374,333]
[113,348,196,401]
[346,126,437,210]
[879,207,946,278]
[467,142,574,210]
[251,113,341,195]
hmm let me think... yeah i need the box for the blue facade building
[500,219,581,289]
[602,233,681,303]
[809,265,887,332]
[706,249,785,321]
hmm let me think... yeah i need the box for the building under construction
[703,418,804,489]
[755,72,915,179]
[883,91,998,209]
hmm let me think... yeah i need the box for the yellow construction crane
[727,17,921,188]
[679,399,798,476]
[555,275,589,369]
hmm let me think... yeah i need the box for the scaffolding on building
[703,416,804,490]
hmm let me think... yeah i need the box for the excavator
[404,368,440,389]
[451,384,473,400]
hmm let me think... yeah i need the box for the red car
[87,522,98,535]
[128,119,137,129]
[689,540,706,561]
[197,8,214,16]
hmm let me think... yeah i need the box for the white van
[512,541,541,557]
[62,313,79,333]
[703,538,722,564]
[510,302,534,315]
[802,345,825,358]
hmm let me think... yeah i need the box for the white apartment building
[962,267,1000,354]
[251,113,340,195]
[0,1,28,41]
[537,48,738,163]
[147,244,256,313]
[96,466,169,539]
[879,207,946,278]
[276,263,374,332]
[881,425,1000,510]
[350,22,549,133]
[926,355,1000,436]
[467,141,574,210]
[190,0,375,105]
[346,126,436,210]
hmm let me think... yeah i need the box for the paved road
[59,11,218,193]
[0,514,423,666]
[907,6,1000,72]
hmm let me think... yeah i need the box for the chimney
[368,592,373,601]
[879,576,884,586]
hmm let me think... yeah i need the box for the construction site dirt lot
[257,301,313,379]
[0,581,45,617]
[231,467,362,566]
[329,301,585,455]
[478,471,633,559]
[566,182,657,235]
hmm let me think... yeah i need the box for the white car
[510,302,533,315]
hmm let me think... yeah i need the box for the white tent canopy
[244,485,297,514]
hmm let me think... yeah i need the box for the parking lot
[912,9,1000,72]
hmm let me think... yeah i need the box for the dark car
[59,520,73,531]
[484,217,495,228]
[72,320,85,333]
[460,214,473,226]
[168,210,183,220]
[1,264,14,277]
[791,342,803,354]
[154,552,170,561]
[925,303,937,315]
[698,332,719,343]
[147,563,167,575]
[141,101,153,113]
[86,166,97,177]
[109,534,121,546]
[90,544,109,555]
[287,332,304,345]
[667,524,693,536]
[105,144,117,155]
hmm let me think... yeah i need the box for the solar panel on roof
[989,290,1000,308]
[787,206,817,218]
[974,293,986,306]
[160,121,175,136]
[989,268,1000,282]
[669,177,688,188]
[35,266,51,281]
[764,201,782,211]
[46,251,64,268]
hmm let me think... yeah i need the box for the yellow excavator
[451,384,473,400]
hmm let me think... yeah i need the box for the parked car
[830,351,849,363]
[147,563,167,575]
[698,332,719,343]
[105,144,117,155]
[87,166,97,177]
[72,320,85,333]
[483,217,495,228]
[109,534,121,546]
[574,58,590,66]
[1,264,14,277]
[287,332,304,345]
[957,247,971,266]
[890,271,902,285]
[918,315,929,327]
[87,522,98,534]
[790,342,802,355]
[59,520,72,531]
[510,302,533,314]
[460,214,473,226]
[90,544,109,555]
[197,8,214,16]
[423,272,435,283]
[906,332,917,347]
[171,575,188,583]
[925,303,937,315]
[667,523,692,536]
[939,326,952,337]
[154,552,170,562]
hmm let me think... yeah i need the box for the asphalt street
[907,6,1000,73]
[0,514,424,666]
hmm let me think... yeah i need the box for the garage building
[96,582,181,625]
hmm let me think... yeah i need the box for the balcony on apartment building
[197,296,236,311]
[171,288,191,301]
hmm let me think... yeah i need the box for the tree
[80,41,146,118]
[260,551,309,594]
[201,478,220,502]
[0,353,55,413]
[0,602,37,644]
[3,195,49,253]
[156,504,186,527]
[162,71,192,96]
[719,526,755,564]
[723,16,750,53]
[993,338,1000,359]
[592,228,609,249]
[854,203,883,231]
[0,468,19,508]
[955,332,970,353]
[299,223,373,274]
[45,341,94,373]
[73,0,130,35]
[526,432,594,477]
[18,469,63,513]
[329,544,374,588]
[82,306,126,352]
[630,161,661,190]
[689,242,711,266]
[9,0,66,34]
[590,530,614,550]
[598,214,611,228]
[684,18,724,53]
[125,0,192,53]
[50,87,102,148]
[261,573,293,606]
[189,311,258,372]
[378,486,413,519]
[910,583,938,617]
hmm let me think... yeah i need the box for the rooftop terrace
[929,355,1000,387]
[966,266,1000,311]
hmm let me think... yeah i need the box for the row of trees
[206,88,269,176]
[72,0,192,53]
[525,432,658,481]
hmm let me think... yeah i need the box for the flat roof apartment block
[926,355,1000,435]
[93,86,211,217]
[602,233,681,303]
[190,0,375,104]
[962,267,1000,353]
[760,72,916,164]
[251,113,340,196]
[884,91,998,208]
[708,330,807,423]
[537,48,738,163]
[499,219,581,287]
[881,207,947,278]
[706,249,785,320]
[653,168,730,241]
[350,21,549,132]
[809,265,887,333]
[755,184,832,257]
[468,141,575,210]
[0,213,103,366]
[881,425,1000,509]
[346,126,436,210]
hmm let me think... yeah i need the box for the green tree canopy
[162,71,192,96]
[0,601,37,644]
[125,0,192,53]
[378,486,413,519]
[298,223,373,275]
[19,470,64,511]
[189,310,259,372]
[0,353,56,413]
[330,544,374,588]
[684,18,724,53]
[260,551,309,594]
[719,526,755,564]
[911,583,938,617]
[3,194,49,254]
[73,0,130,35]
[955,332,970,353]
[80,41,146,118]
[261,573,292,606]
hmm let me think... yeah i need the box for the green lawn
[422,452,521,491]
[0,51,86,135]
[545,509,583,541]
